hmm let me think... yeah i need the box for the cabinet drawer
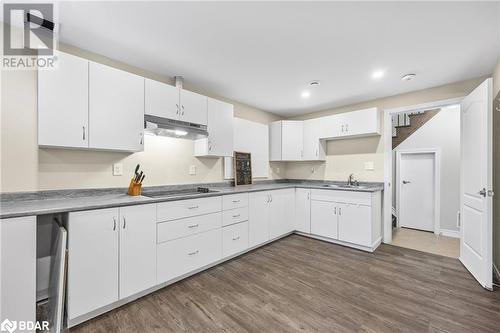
[222,193,249,210]
[157,196,222,222]
[157,229,222,284]
[222,221,249,258]
[222,207,248,226]
[157,212,221,243]
[310,189,371,206]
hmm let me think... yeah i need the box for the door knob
[402,180,411,184]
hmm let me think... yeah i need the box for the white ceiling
[55,1,500,116]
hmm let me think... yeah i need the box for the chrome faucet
[347,173,358,186]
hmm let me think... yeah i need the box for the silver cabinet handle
[140,133,143,145]
[339,207,342,216]
[188,205,199,210]
[270,195,273,202]
[176,104,179,114]
[232,236,240,241]
[181,105,185,115]
[341,125,344,133]
[402,180,411,184]
[113,217,116,231]
[307,192,310,200]
[316,149,318,157]
[232,214,241,218]
[188,224,199,229]
[266,195,270,203]
[122,217,126,229]
[188,250,199,256]
[345,124,348,132]
[334,207,337,215]
[83,126,86,140]
[232,199,240,203]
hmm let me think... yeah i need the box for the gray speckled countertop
[0,180,383,219]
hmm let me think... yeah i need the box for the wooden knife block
[127,178,142,196]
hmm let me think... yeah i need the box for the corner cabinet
[194,98,234,157]
[269,121,304,161]
[88,62,145,152]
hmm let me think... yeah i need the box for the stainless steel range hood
[144,114,208,140]
[143,76,208,140]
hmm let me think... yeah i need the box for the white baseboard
[439,228,460,238]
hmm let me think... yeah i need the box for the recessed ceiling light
[301,90,311,99]
[401,73,416,81]
[372,70,385,79]
[309,80,320,87]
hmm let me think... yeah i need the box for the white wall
[393,105,460,232]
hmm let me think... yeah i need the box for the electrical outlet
[112,163,123,176]
[311,167,315,173]
[364,161,374,171]
[189,165,196,175]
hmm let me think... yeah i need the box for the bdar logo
[0,319,17,333]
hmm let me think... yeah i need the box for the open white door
[459,78,493,290]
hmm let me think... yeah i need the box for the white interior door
[459,78,493,290]
[398,152,435,232]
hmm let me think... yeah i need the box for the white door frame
[395,148,441,234]
[382,97,463,244]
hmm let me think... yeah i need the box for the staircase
[392,109,440,149]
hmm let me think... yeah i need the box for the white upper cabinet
[89,62,145,152]
[269,120,303,161]
[145,79,179,119]
[38,51,89,148]
[194,98,234,157]
[303,118,326,161]
[179,89,208,125]
[321,107,380,139]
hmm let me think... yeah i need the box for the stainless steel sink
[321,184,370,190]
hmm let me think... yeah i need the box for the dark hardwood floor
[69,235,500,333]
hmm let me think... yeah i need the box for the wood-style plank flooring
[70,235,500,333]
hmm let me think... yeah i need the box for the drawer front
[157,196,222,222]
[222,207,248,226]
[222,193,249,210]
[157,212,222,243]
[157,229,222,284]
[310,189,371,206]
[222,221,249,258]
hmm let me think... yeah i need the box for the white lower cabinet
[309,189,382,251]
[249,189,294,247]
[119,204,157,299]
[222,221,249,258]
[157,229,222,283]
[294,188,311,233]
[311,200,339,239]
[67,204,156,321]
[0,216,36,331]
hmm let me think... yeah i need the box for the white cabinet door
[311,200,338,239]
[67,208,119,320]
[194,98,234,157]
[222,221,249,258]
[303,118,326,161]
[38,51,89,148]
[269,121,282,161]
[89,62,144,152]
[295,188,311,233]
[282,121,303,160]
[249,191,270,247]
[338,203,372,246]
[0,216,36,329]
[119,204,156,299]
[344,108,380,136]
[145,79,179,119]
[269,190,293,239]
[179,89,207,125]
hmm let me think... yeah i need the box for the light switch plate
[364,162,374,171]
[113,163,123,176]
[189,165,196,175]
